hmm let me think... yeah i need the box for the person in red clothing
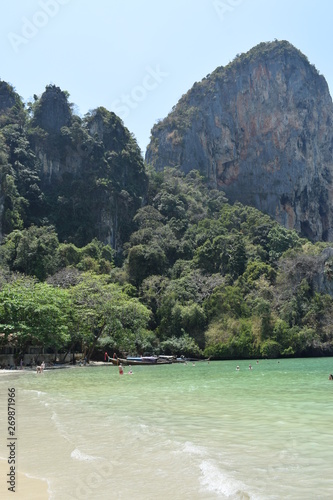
[104,352,108,362]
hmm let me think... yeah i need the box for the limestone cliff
[146,41,333,242]
[28,87,147,248]
[0,83,147,249]
[0,81,18,114]
[31,84,72,133]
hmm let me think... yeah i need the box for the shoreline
[0,361,116,376]
[0,460,49,499]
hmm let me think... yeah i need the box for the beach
[1,358,333,499]
[0,459,49,499]
[0,370,49,499]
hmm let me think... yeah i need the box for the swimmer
[249,364,252,370]
[329,374,333,380]
[118,364,124,375]
[236,365,240,371]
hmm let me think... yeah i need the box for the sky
[1,0,333,154]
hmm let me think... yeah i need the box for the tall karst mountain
[146,41,333,242]
[0,82,147,248]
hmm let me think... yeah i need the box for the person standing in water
[119,364,124,375]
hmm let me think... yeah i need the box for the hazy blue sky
[1,0,333,152]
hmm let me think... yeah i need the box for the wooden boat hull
[109,357,172,366]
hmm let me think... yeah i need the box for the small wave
[182,441,207,457]
[199,459,251,498]
[24,472,51,494]
[71,448,100,461]
[24,389,47,397]
[51,411,72,443]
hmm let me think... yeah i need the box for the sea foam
[199,459,251,498]
[71,448,100,461]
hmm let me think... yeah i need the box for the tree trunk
[86,324,106,361]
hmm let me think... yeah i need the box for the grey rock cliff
[146,41,333,241]
[0,83,147,249]
[32,84,72,133]
[0,81,17,113]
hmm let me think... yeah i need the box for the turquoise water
[1,358,333,499]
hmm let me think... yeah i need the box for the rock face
[31,84,72,133]
[0,81,18,113]
[146,41,333,241]
[0,83,147,249]
[30,91,148,248]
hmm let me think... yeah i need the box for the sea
[1,357,333,499]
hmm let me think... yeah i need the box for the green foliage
[57,243,81,267]
[158,300,206,347]
[0,133,25,233]
[69,273,151,358]
[241,261,276,288]
[159,334,202,357]
[0,226,60,280]
[0,85,148,250]
[0,276,71,353]
[267,226,301,261]
[128,244,167,286]
[205,285,249,320]
[260,339,281,358]
[0,85,332,360]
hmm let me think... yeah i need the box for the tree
[267,225,301,261]
[0,225,60,280]
[0,132,25,234]
[0,277,71,358]
[260,339,281,358]
[205,285,249,320]
[160,334,202,357]
[69,273,151,359]
[127,244,167,286]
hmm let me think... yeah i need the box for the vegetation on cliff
[1,164,333,361]
[1,63,333,361]
[0,82,148,248]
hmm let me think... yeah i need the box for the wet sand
[0,361,114,376]
[0,460,49,499]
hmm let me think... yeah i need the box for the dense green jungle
[1,80,333,362]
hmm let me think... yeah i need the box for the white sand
[0,460,49,499]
